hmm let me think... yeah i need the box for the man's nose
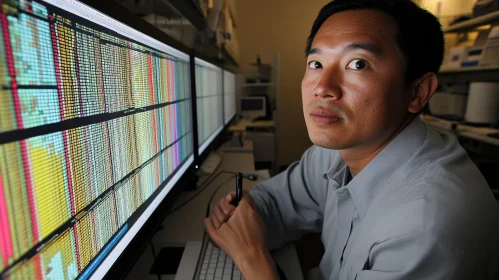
[313,69,342,100]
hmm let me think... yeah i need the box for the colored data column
[7,13,56,88]
[27,132,71,239]
[130,48,152,108]
[0,142,38,269]
[75,30,105,116]
[39,229,78,279]
[54,20,80,120]
[0,20,16,132]
[0,90,17,133]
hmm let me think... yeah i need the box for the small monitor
[241,97,267,120]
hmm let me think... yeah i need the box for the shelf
[444,10,499,33]
[221,43,239,67]
[240,83,275,87]
[421,116,499,147]
[168,0,208,31]
[440,65,499,73]
[438,65,499,83]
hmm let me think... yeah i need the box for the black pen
[232,172,243,207]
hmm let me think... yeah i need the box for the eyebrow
[306,48,322,57]
[343,43,380,55]
[306,43,380,57]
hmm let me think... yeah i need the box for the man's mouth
[310,107,342,125]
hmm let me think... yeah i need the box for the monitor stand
[196,153,223,177]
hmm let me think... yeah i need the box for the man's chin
[308,133,352,150]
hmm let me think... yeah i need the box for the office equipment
[429,85,468,120]
[0,0,195,279]
[479,26,499,66]
[240,96,267,120]
[194,234,243,280]
[465,82,499,124]
[461,46,484,67]
[197,153,223,176]
[224,70,237,125]
[229,120,277,173]
[195,57,224,156]
[473,0,499,17]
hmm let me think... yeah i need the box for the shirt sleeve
[355,231,498,280]
[249,146,327,250]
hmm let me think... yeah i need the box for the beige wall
[419,0,474,17]
[236,0,329,165]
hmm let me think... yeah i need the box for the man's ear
[408,72,438,114]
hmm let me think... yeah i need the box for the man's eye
[347,59,368,70]
[308,61,322,69]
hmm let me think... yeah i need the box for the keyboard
[197,241,243,280]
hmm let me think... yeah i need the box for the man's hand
[204,190,279,280]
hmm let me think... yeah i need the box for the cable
[168,170,236,215]
[149,241,161,280]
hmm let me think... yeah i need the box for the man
[205,0,499,279]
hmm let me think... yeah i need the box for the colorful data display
[0,0,193,279]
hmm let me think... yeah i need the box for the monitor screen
[0,0,194,279]
[223,70,237,125]
[195,58,223,155]
[240,97,266,120]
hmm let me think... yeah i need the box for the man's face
[302,10,413,150]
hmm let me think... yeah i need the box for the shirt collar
[324,117,428,218]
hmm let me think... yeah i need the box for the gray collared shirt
[250,117,499,280]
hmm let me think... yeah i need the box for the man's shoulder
[369,128,499,245]
[369,170,499,252]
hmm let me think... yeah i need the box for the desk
[229,120,278,174]
[153,151,257,243]
[126,144,303,280]
[228,119,275,132]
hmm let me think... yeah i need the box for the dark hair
[306,0,445,85]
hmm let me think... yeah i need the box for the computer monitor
[241,96,267,120]
[194,57,224,156]
[0,0,194,279]
[223,70,237,125]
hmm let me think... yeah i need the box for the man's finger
[211,213,222,229]
[213,206,229,226]
[225,191,237,203]
[220,200,235,216]
[204,218,220,243]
